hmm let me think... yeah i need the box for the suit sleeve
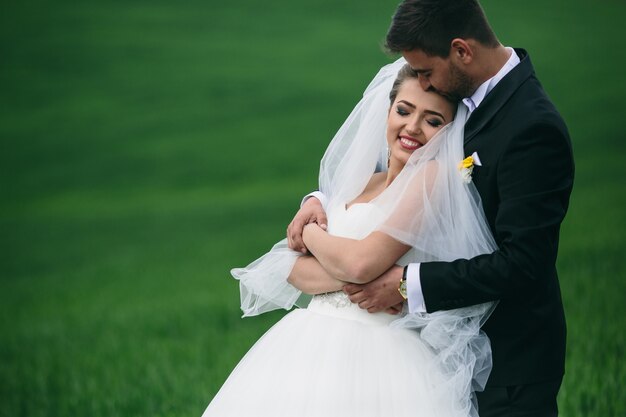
[420,121,574,312]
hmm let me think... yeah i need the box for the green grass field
[1,0,625,415]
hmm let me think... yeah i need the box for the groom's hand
[287,197,328,253]
[343,265,405,313]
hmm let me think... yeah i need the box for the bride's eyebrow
[398,100,415,108]
[424,110,445,121]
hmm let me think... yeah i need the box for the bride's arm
[303,162,438,284]
[287,255,346,294]
[302,226,410,284]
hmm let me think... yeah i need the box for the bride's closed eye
[427,118,444,128]
[395,105,410,116]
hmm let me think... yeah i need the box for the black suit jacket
[420,49,574,387]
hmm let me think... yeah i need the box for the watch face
[399,281,408,299]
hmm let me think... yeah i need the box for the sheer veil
[232,58,498,416]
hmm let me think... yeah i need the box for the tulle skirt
[202,294,472,417]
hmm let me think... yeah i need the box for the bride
[201,59,498,417]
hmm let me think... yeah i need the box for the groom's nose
[418,75,432,91]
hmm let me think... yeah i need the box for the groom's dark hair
[385,0,499,57]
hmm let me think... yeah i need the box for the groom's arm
[420,122,574,311]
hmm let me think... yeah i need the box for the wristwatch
[398,265,408,300]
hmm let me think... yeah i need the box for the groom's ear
[449,38,473,65]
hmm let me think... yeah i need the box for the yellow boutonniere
[459,152,482,183]
[459,156,475,170]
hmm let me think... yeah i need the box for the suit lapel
[464,48,535,145]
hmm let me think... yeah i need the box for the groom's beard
[439,62,476,102]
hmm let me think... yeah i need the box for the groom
[287,0,574,416]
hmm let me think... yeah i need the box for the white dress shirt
[301,191,328,211]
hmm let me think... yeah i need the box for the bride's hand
[287,197,328,253]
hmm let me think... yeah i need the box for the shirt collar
[462,47,520,113]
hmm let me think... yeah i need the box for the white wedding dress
[201,203,472,417]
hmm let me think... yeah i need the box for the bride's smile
[399,134,423,150]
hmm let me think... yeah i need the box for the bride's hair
[388,64,419,104]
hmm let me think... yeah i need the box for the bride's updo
[388,64,419,104]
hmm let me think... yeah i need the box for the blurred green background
[1,0,624,415]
